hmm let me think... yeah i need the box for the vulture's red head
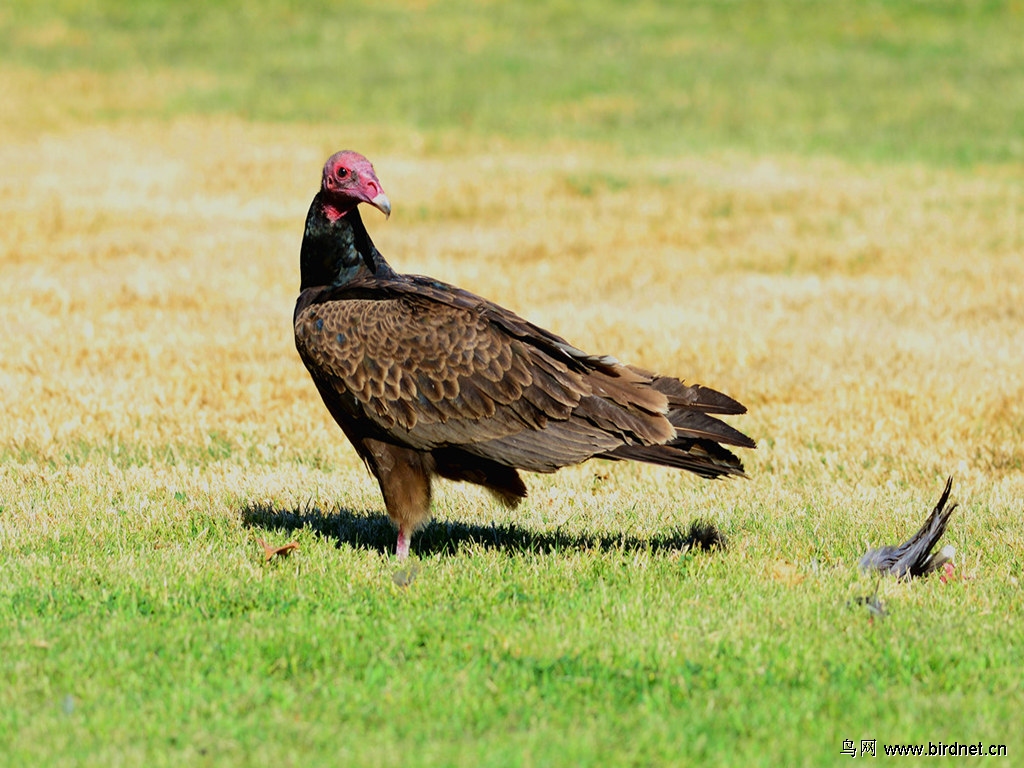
[320,150,391,220]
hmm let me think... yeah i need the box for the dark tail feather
[668,410,756,449]
[601,439,746,479]
[650,377,748,415]
[600,376,754,478]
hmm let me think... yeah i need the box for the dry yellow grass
[1,118,1022,562]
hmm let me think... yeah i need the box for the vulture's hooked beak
[370,192,392,219]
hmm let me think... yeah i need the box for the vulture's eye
[336,167,348,179]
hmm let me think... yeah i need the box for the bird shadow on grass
[240,501,726,559]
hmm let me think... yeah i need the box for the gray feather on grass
[859,476,957,579]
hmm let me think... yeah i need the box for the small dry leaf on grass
[257,538,300,561]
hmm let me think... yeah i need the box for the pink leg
[395,528,411,560]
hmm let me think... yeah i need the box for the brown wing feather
[296,296,575,442]
[294,289,684,468]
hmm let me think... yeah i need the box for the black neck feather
[299,194,395,290]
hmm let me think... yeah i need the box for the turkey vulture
[859,476,957,579]
[294,151,755,559]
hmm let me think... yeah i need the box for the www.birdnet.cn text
[840,739,1007,758]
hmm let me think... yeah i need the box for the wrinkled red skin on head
[320,150,384,219]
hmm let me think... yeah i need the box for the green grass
[3,0,1024,164]
[4,460,1020,767]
